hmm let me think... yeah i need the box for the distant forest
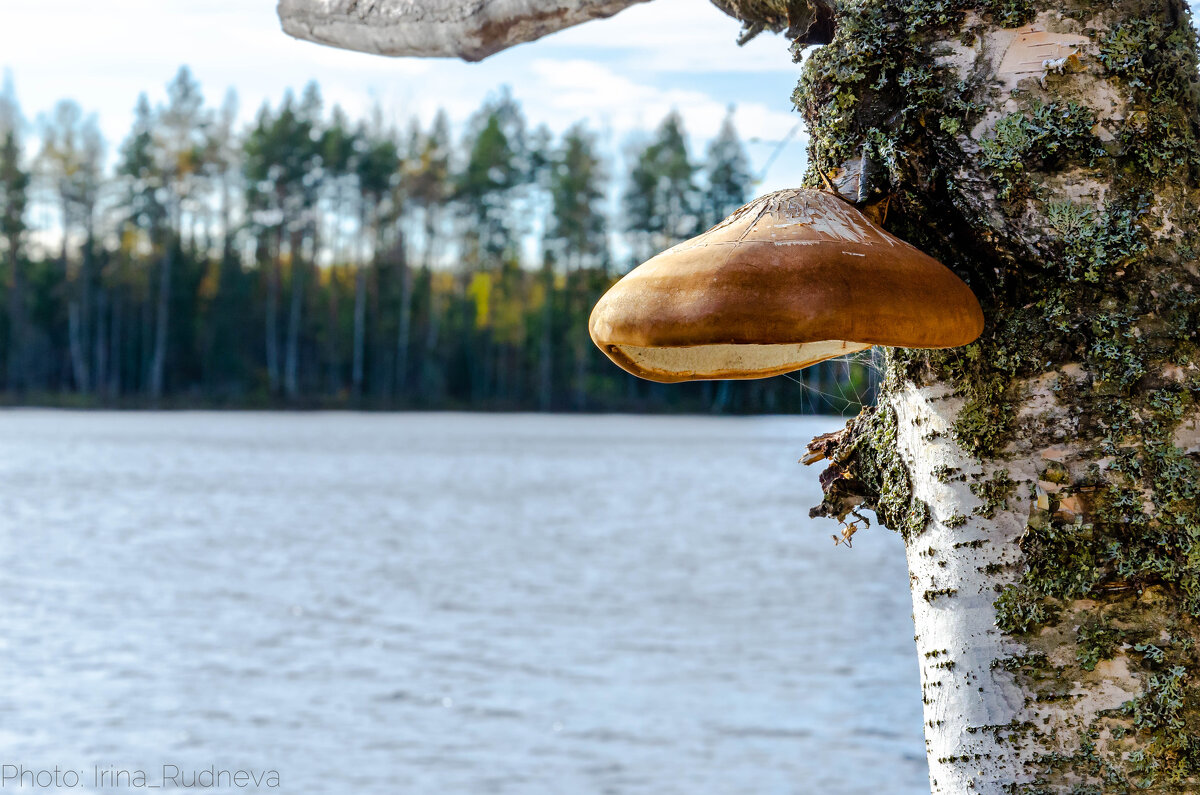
[0,67,873,413]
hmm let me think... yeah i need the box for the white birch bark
[891,376,1149,794]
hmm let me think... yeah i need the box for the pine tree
[201,88,248,394]
[354,115,400,398]
[322,104,357,393]
[701,108,752,230]
[623,111,699,263]
[150,66,209,401]
[548,123,608,269]
[459,111,518,263]
[244,88,319,397]
[548,122,609,409]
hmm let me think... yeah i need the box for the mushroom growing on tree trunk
[587,188,983,382]
[278,0,1200,792]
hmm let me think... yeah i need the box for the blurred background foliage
[0,67,874,413]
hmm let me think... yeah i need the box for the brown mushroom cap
[588,188,984,383]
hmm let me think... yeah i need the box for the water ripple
[0,410,927,794]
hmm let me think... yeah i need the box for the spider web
[778,347,886,418]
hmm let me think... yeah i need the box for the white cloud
[0,0,808,187]
[536,0,801,73]
[526,58,797,141]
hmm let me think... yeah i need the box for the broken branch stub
[801,428,847,465]
[707,0,836,46]
[805,414,871,523]
[277,0,651,62]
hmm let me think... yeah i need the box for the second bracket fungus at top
[588,189,984,383]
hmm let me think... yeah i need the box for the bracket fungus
[588,189,984,383]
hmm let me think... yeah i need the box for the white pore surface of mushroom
[277,0,654,61]
[614,341,872,381]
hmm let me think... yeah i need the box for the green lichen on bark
[1001,599,1200,792]
[972,469,1017,518]
[1076,617,1120,671]
[796,0,1200,785]
[978,101,1104,200]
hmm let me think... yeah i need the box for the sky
[0,0,810,194]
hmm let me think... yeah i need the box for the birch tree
[152,67,208,401]
[38,100,104,393]
[283,83,325,400]
[276,0,1200,791]
[407,111,452,399]
[783,0,1200,789]
[117,94,166,395]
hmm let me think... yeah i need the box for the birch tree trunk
[68,301,88,393]
[396,236,412,398]
[94,288,107,399]
[80,225,94,392]
[6,230,26,394]
[788,0,1200,789]
[327,272,341,395]
[62,202,90,395]
[265,232,281,395]
[108,294,121,398]
[284,228,305,400]
[148,238,171,402]
[569,263,588,410]
[538,260,554,411]
[352,216,368,401]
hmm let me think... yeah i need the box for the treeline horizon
[0,67,874,414]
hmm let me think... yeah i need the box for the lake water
[0,411,927,794]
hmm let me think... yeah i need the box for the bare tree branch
[277,0,653,62]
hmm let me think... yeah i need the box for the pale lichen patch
[1173,409,1200,455]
